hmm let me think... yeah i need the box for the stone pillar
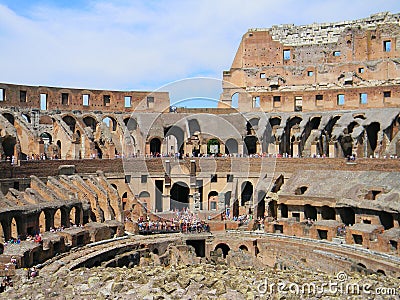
[108,144,115,159]
[145,142,150,156]
[277,205,282,218]
[219,144,225,155]
[310,142,317,157]
[188,194,194,211]
[186,142,193,156]
[200,144,207,155]
[218,192,225,211]
[256,142,261,154]
[329,142,336,158]
[317,210,322,221]
[238,143,244,156]
[292,141,299,158]
[193,192,200,211]
[38,139,45,155]
[275,142,280,155]
[163,194,170,212]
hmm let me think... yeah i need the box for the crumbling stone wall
[221,12,400,112]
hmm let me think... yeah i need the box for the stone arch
[280,203,288,218]
[246,118,259,135]
[225,138,239,155]
[110,183,118,194]
[338,207,355,225]
[241,181,253,206]
[283,116,302,156]
[69,207,77,226]
[256,190,266,219]
[56,140,62,158]
[21,113,31,123]
[339,135,353,157]
[321,206,336,220]
[102,116,117,131]
[304,204,317,220]
[149,137,161,155]
[11,217,18,239]
[322,115,341,156]
[123,117,137,131]
[62,115,77,132]
[224,191,231,208]
[170,182,189,211]
[239,245,248,251]
[40,132,52,144]
[214,243,230,258]
[379,211,394,230]
[164,126,185,155]
[122,192,128,211]
[244,136,258,155]
[207,138,220,155]
[347,121,359,134]
[2,113,14,125]
[208,191,218,210]
[54,208,62,228]
[38,211,47,233]
[268,200,278,219]
[357,263,367,269]
[366,122,380,157]
[2,136,16,157]
[0,222,4,244]
[138,191,150,209]
[310,116,321,130]
[269,116,281,128]
[94,142,102,158]
[376,269,386,276]
[83,115,98,131]
[231,92,239,108]
[188,119,201,136]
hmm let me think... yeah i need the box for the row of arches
[148,136,257,156]
[276,203,395,229]
[0,205,83,243]
[139,180,259,217]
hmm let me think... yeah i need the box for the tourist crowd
[137,209,210,234]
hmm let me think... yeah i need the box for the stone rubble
[3,263,399,299]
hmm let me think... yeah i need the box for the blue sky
[0,0,399,107]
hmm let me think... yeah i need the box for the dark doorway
[379,211,394,230]
[155,180,163,212]
[2,136,16,157]
[304,204,317,220]
[321,206,336,220]
[196,180,203,210]
[215,243,230,258]
[170,182,189,210]
[280,203,288,218]
[317,229,328,240]
[186,239,205,257]
[241,181,253,206]
[257,190,266,218]
[338,207,355,225]
[150,138,161,155]
[244,136,257,155]
[366,122,380,157]
[233,199,239,218]
[225,138,238,155]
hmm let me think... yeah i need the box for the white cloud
[0,0,398,105]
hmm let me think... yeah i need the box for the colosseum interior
[0,11,400,298]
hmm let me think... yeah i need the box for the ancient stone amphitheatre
[0,11,399,299]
